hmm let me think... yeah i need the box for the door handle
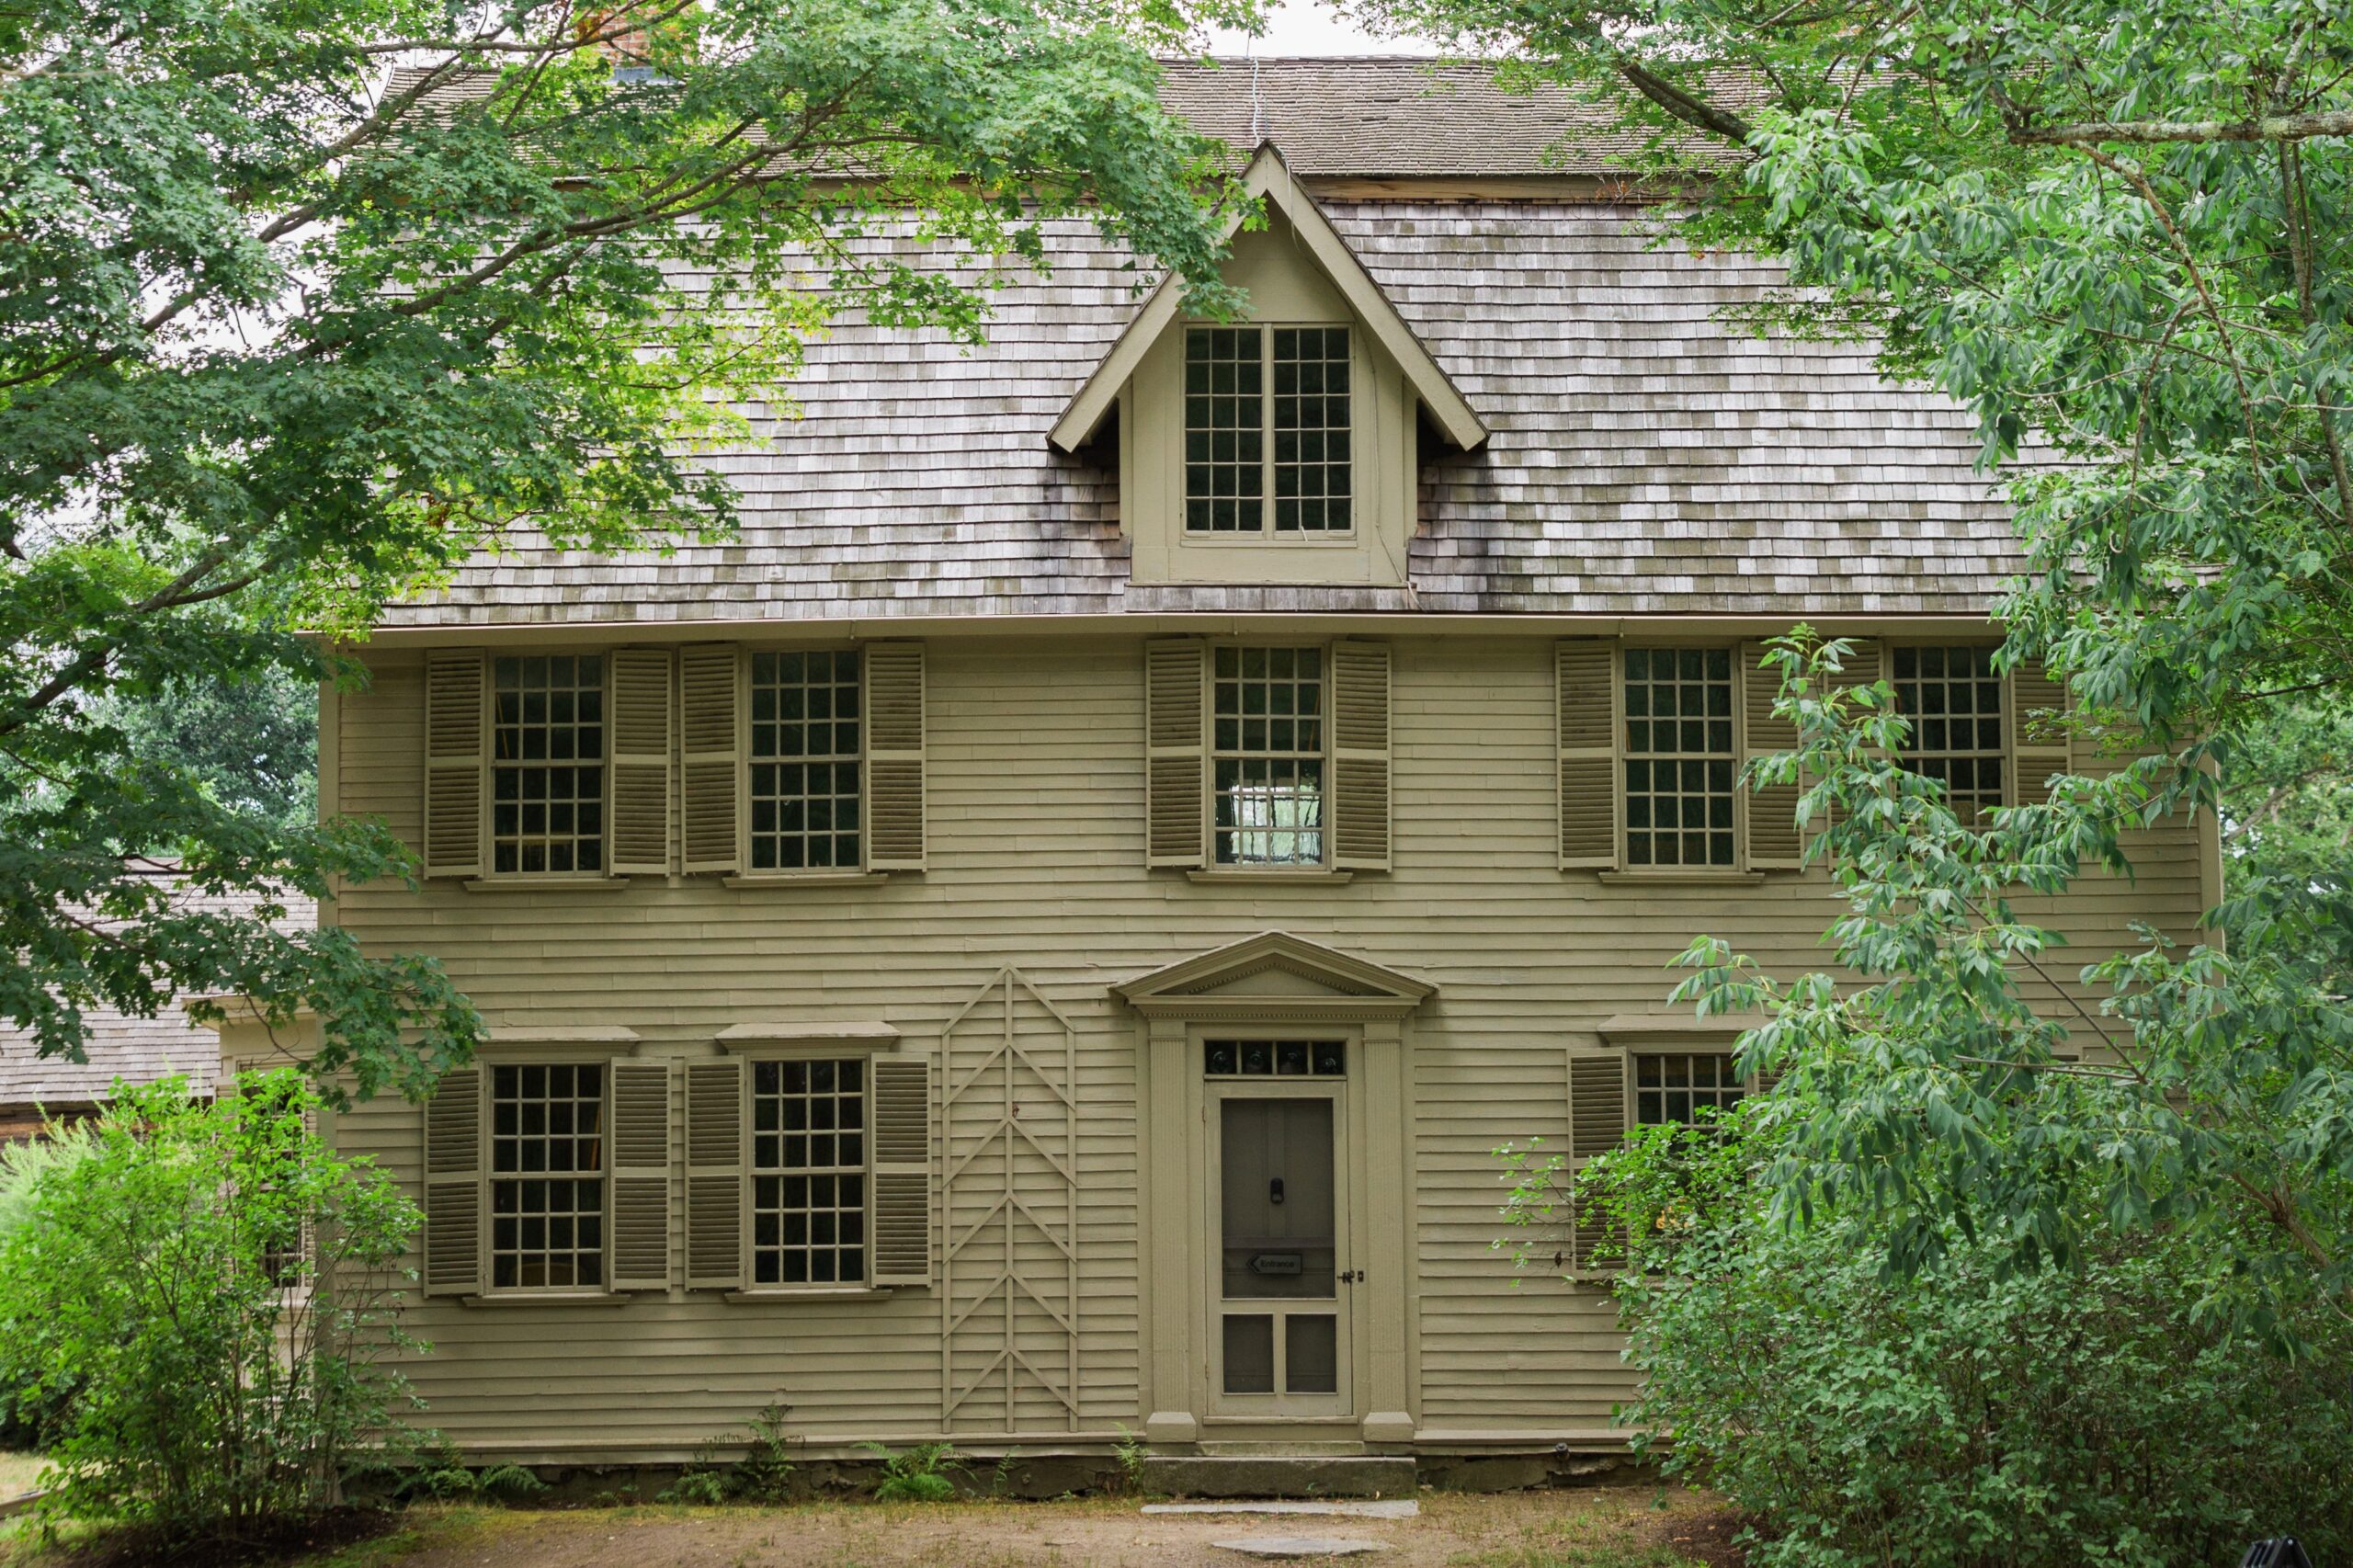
[1337,1269,1364,1285]
[1269,1176,1285,1206]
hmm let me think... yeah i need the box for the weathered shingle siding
[381,200,2019,631]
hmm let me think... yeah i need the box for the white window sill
[460,877,631,894]
[1185,869,1356,886]
[721,1287,890,1303]
[1594,870,1768,887]
[457,1291,632,1307]
[722,872,887,889]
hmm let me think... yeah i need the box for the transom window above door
[1184,325,1353,534]
[1205,1040,1347,1077]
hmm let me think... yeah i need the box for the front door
[1209,1082,1351,1416]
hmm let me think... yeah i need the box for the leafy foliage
[1555,1109,2353,1568]
[0,0,1259,1100]
[861,1440,965,1503]
[658,1399,797,1505]
[90,659,320,837]
[1365,0,2353,1312]
[0,1071,423,1546]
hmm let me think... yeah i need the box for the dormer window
[1185,325,1352,534]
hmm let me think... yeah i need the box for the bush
[1513,1107,2353,1568]
[0,1120,95,1448]
[861,1441,963,1503]
[0,1070,423,1547]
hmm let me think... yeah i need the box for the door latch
[1337,1268,1364,1285]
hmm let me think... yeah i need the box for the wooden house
[251,61,2213,1468]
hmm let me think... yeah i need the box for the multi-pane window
[1634,1053,1747,1125]
[1186,327,1263,532]
[750,650,862,871]
[1204,1040,1347,1077]
[492,654,606,874]
[1271,328,1351,531]
[490,1063,605,1290]
[1623,648,1735,868]
[1184,325,1352,534]
[1893,645,2006,823]
[751,1058,868,1287]
[1213,645,1324,867]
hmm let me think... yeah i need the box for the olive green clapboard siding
[332,633,2205,1454]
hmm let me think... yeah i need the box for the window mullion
[1259,325,1275,529]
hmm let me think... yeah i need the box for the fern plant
[860,1442,963,1503]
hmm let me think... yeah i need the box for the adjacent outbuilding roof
[0,884,316,1113]
[377,58,2020,631]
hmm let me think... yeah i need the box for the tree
[0,1072,422,1546]
[1,0,1256,1100]
[1342,0,2353,1301]
[92,660,319,837]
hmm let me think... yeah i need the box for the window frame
[1208,640,1333,872]
[1886,641,2011,821]
[745,1052,874,1291]
[1179,322,1359,544]
[743,643,870,878]
[724,1043,905,1298]
[1618,642,1743,873]
[480,1054,614,1297]
[484,647,614,881]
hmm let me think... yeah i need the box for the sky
[1201,1,1448,57]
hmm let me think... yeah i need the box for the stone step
[1142,1455,1416,1500]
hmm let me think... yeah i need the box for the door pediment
[1110,931,1435,1021]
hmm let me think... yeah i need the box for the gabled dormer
[1052,146,1488,589]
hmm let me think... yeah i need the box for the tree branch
[2012,108,2353,148]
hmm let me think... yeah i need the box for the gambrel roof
[380,60,2019,631]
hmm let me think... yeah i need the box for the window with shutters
[1213,645,1325,866]
[491,654,607,875]
[750,1058,868,1287]
[490,1062,605,1289]
[1633,1053,1747,1125]
[1184,325,1352,534]
[1623,648,1736,868]
[749,650,861,872]
[1893,644,2006,822]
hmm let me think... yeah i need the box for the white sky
[1201,1,1448,56]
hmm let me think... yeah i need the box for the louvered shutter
[2009,659,2072,805]
[609,649,675,876]
[608,1062,671,1291]
[683,1059,745,1290]
[1329,640,1392,872]
[865,642,926,871]
[1556,640,1620,869]
[1739,642,1803,870]
[1144,639,1208,868]
[1565,1049,1630,1270]
[423,650,487,879]
[422,1068,483,1296]
[679,644,741,875]
[870,1055,933,1288]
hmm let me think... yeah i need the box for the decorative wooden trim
[457,1292,632,1309]
[1110,930,1436,1019]
[460,877,631,893]
[1593,870,1768,887]
[721,872,888,889]
[1182,869,1356,886]
[1051,145,1490,454]
[714,1021,901,1051]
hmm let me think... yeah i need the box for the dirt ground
[277,1487,1742,1568]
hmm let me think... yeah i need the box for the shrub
[0,1120,95,1448]
[1511,1106,2353,1568]
[0,1070,423,1547]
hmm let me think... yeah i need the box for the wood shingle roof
[380,60,2018,630]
